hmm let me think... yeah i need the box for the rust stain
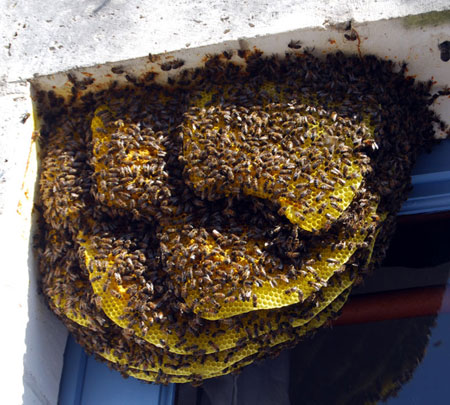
[328,39,336,45]
[17,136,35,214]
[353,29,362,59]
[343,28,363,58]
[81,72,93,77]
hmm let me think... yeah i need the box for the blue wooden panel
[400,139,450,215]
[58,335,87,405]
[59,335,175,405]
[411,139,450,175]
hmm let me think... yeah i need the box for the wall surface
[0,1,449,404]
[1,0,450,82]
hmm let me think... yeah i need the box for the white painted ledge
[1,0,449,82]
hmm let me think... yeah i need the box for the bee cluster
[37,50,446,384]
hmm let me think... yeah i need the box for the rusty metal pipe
[333,285,450,326]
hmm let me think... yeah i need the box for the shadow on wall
[22,213,67,404]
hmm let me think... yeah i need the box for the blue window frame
[58,335,175,405]
[400,139,450,215]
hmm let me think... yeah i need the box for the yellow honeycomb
[40,229,98,329]
[183,101,370,233]
[78,221,364,356]
[56,257,352,379]
[51,285,94,329]
[98,277,352,377]
[163,203,378,320]
[39,126,88,233]
[60,210,379,379]
[37,50,441,386]
[90,106,170,218]
[37,50,443,386]
[123,288,350,383]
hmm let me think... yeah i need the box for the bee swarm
[37,50,447,384]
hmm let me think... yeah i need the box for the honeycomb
[78,223,364,355]
[39,230,107,331]
[125,288,350,383]
[101,289,339,378]
[39,126,90,235]
[182,103,370,233]
[162,202,377,320]
[37,51,446,384]
[52,287,93,328]
[64,214,369,381]
[90,106,171,220]
[54,236,353,379]
[63,284,349,383]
